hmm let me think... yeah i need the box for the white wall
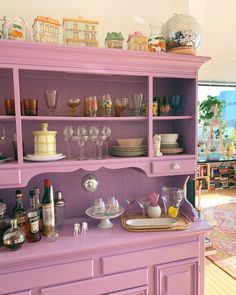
[0,0,188,47]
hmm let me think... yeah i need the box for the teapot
[0,15,27,40]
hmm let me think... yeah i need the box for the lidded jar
[3,218,25,250]
[1,15,27,40]
[148,22,166,53]
[32,123,57,156]
[0,202,11,247]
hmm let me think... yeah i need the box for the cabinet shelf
[0,115,15,121]
[153,116,193,121]
[21,116,148,122]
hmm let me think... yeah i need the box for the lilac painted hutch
[0,40,211,295]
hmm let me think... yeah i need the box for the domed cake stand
[85,207,124,229]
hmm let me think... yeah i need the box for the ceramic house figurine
[127,31,148,52]
[63,17,99,47]
[32,16,62,44]
[105,32,124,49]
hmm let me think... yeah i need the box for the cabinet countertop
[0,217,211,270]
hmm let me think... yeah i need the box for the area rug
[206,201,236,279]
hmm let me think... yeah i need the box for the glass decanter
[3,219,25,250]
[148,22,166,53]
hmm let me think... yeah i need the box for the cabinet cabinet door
[106,286,148,295]
[155,258,198,295]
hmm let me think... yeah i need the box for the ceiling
[189,0,236,83]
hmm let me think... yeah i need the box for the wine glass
[101,126,111,158]
[67,98,80,117]
[0,124,6,157]
[44,89,58,116]
[132,93,143,116]
[137,198,150,216]
[75,126,88,160]
[96,133,107,160]
[125,197,136,214]
[114,98,128,117]
[169,95,182,116]
[62,126,74,159]
[88,126,100,159]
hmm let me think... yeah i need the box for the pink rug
[207,202,236,279]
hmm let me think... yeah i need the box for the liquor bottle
[34,187,43,231]
[42,179,54,236]
[0,202,11,247]
[27,191,41,242]
[3,219,25,250]
[54,191,66,228]
[12,190,27,235]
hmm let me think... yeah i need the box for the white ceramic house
[63,17,99,46]
[127,31,148,52]
[32,16,62,44]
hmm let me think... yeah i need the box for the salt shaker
[54,191,66,228]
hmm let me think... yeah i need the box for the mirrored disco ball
[162,13,201,51]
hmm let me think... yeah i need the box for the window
[198,82,236,138]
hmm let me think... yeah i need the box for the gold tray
[121,213,191,232]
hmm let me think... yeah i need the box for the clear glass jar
[1,15,27,40]
[148,22,166,53]
[0,202,11,247]
[3,219,25,250]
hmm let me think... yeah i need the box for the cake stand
[85,207,124,229]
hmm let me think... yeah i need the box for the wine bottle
[42,179,54,236]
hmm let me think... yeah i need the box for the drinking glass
[44,89,58,116]
[85,96,98,117]
[63,126,74,159]
[0,124,6,156]
[67,98,80,117]
[88,126,100,159]
[102,94,112,117]
[125,197,136,214]
[75,126,88,160]
[101,126,111,158]
[169,95,182,115]
[137,198,150,216]
[96,133,107,160]
[161,187,184,219]
[114,98,128,117]
[132,93,143,116]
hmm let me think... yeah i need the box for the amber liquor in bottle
[27,191,41,242]
[12,190,27,235]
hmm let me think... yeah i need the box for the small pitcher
[1,15,27,40]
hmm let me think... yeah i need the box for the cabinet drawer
[102,240,198,274]
[41,269,147,295]
[0,259,93,295]
[0,169,21,186]
[151,159,195,175]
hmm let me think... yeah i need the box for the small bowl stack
[111,138,146,157]
[160,134,183,154]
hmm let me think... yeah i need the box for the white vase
[147,205,161,218]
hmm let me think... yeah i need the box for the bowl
[116,138,144,147]
[160,134,178,143]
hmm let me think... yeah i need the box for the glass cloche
[162,13,201,55]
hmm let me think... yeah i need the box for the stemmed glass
[125,197,136,214]
[133,93,143,116]
[0,124,6,157]
[101,126,111,158]
[62,126,74,159]
[44,89,58,116]
[67,98,80,117]
[169,95,182,116]
[114,98,128,117]
[88,126,100,158]
[74,126,88,160]
[137,198,150,216]
[96,133,107,160]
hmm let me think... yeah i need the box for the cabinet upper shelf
[0,40,210,76]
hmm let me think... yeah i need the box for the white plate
[24,154,66,162]
[126,218,177,227]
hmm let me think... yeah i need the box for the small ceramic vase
[147,205,161,218]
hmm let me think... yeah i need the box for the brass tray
[121,213,191,232]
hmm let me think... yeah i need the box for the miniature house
[33,16,62,44]
[105,32,124,49]
[127,31,148,52]
[63,17,99,47]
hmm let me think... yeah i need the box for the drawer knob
[172,163,180,170]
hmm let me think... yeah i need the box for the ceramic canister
[32,123,57,156]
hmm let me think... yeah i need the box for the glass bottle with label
[3,218,25,250]
[0,202,11,247]
[42,179,54,236]
[27,191,41,242]
[34,187,43,232]
[12,190,27,235]
[54,191,66,228]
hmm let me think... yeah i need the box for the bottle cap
[54,191,65,206]
[15,189,21,195]
[44,179,51,187]
[29,191,34,198]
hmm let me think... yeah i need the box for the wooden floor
[197,189,236,295]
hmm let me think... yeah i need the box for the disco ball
[162,13,201,53]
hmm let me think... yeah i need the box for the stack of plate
[111,145,147,157]
[160,133,183,154]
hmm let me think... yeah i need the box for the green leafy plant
[198,95,228,138]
